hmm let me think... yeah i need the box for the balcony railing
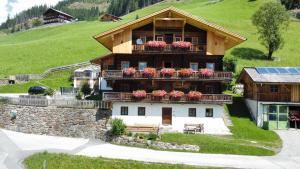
[103,92,232,104]
[102,70,232,81]
[132,44,206,54]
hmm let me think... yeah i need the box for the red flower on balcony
[143,67,156,78]
[169,90,184,100]
[123,67,136,77]
[152,90,167,97]
[199,68,214,77]
[172,41,192,49]
[161,68,175,77]
[187,91,203,101]
[179,68,193,77]
[146,41,167,48]
[132,90,147,99]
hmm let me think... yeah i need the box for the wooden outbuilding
[100,13,122,22]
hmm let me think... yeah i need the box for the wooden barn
[100,13,122,22]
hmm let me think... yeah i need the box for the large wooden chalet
[43,8,75,24]
[92,7,246,134]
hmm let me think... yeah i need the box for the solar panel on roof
[277,68,289,74]
[256,67,300,74]
[268,68,279,73]
[256,68,268,74]
[287,68,299,74]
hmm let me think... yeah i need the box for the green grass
[24,152,214,169]
[161,97,281,156]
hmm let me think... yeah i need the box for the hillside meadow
[0,0,299,92]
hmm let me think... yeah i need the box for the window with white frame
[175,36,182,42]
[121,61,130,70]
[190,62,198,71]
[156,36,163,41]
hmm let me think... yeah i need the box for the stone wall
[0,79,9,86]
[0,104,111,139]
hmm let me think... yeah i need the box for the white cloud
[0,0,62,24]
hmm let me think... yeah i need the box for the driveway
[0,129,299,169]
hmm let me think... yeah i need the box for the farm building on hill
[43,8,75,24]
[100,13,122,22]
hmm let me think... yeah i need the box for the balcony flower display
[169,90,184,101]
[123,67,136,77]
[152,90,167,97]
[172,41,192,49]
[178,68,193,77]
[146,41,167,48]
[143,67,156,78]
[187,91,203,101]
[160,68,176,77]
[132,90,147,100]
[199,68,214,77]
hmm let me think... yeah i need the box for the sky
[0,0,62,24]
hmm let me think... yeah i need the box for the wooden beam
[155,18,186,21]
[153,18,156,41]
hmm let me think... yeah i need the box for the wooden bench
[184,123,204,134]
[126,125,159,134]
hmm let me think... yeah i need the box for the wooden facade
[43,8,74,24]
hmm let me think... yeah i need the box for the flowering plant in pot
[187,91,203,101]
[160,68,175,77]
[143,67,156,78]
[178,68,193,77]
[199,68,214,77]
[172,41,192,49]
[152,90,167,100]
[132,90,147,100]
[169,90,184,101]
[146,41,167,49]
[123,67,136,77]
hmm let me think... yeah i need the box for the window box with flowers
[123,67,136,77]
[172,41,192,51]
[146,41,167,51]
[160,68,176,78]
[178,68,193,78]
[143,67,156,78]
[187,91,203,101]
[152,90,167,101]
[169,90,184,101]
[199,68,214,78]
[132,90,147,101]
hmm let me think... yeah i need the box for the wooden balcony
[258,93,291,102]
[132,44,206,54]
[103,92,233,104]
[102,70,232,81]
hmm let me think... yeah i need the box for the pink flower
[172,41,192,49]
[170,90,184,98]
[161,68,175,77]
[143,67,156,78]
[123,67,136,76]
[200,68,214,77]
[152,90,167,97]
[187,91,203,100]
[179,68,193,77]
[132,90,147,98]
[146,41,167,48]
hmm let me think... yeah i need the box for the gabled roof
[239,67,300,84]
[94,6,246,46]
[43,8,74,19]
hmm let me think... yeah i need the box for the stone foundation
[0,104,111,139]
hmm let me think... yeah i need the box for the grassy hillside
[0,0,299,91]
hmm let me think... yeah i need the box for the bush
[81,82,91,96]
[223,56,237,72]
[76,91,84,100]
[147,133,159,141]
[111,118,126,136]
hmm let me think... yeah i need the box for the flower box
[160,68,176,77]
[169,90,184,101]
[123,67,136,77]
[143,67,156,78]
[152,90,167,100]
[172,41,192,50]
[132,90,147,100]
[178,68,193,77]
[199,68,214,77]
[187,91,203,101]
[146,41,167,51]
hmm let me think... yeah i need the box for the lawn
[161,97,282,156]
[24,152,214,169]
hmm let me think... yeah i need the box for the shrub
[147,132,159,141]
[160,68,175,77]
[81,82,91,96]
[123,67,136,77]
[143,67,156,78]
[172,41,192,49]
[132,90,147,99]
[223,56,237,72]
[76,91,84,100]
[146,41,167,48]
[179,68,193,77]
[187,91,203,101]
[152,90,167,97]
[111,118,126,136]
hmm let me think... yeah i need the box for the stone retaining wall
[0,104,111,139]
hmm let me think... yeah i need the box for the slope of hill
[0,0,299,77]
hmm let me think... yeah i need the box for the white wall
[112,102,231,135]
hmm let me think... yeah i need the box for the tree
[81,82,92,96]
[252,2,289,60]
[32,18,42,27]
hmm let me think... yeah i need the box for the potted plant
[187,91,203,101]
[160,68,175,77]
[132,90,147,100]
[178,68,193,78]
[169,90,184,101]
[172,41,192,51]
[123,67,136,77]
[199,68,214,78]
[146,41,167,51]
[143,67,156,78]
[152,90,167,100]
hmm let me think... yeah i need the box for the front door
[162,108,172,125]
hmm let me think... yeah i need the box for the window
[138,107,146,116]
[138,62,147,71]
[270,85,279,93]
[206,63,215,70]
[190,62,198,71]
[188,108,196,117]
[192,37,198,45]
[120,107,128,115]
[156,36,163,41]
[175,36,182,42]
[205,108,213,117]
[121,61,130,69]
